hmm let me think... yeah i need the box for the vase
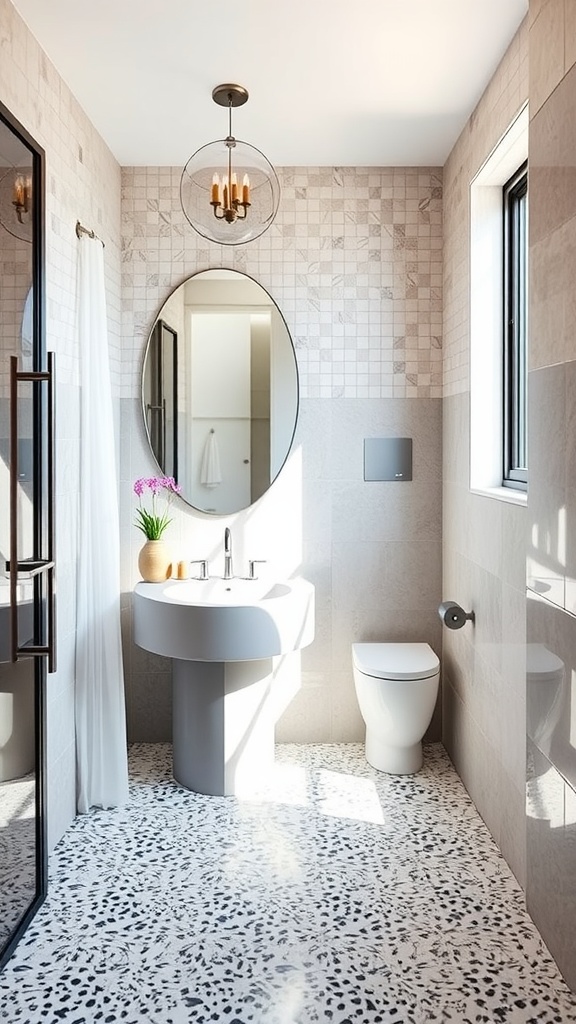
[138,539,171,583]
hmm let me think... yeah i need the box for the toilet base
[365,731,423,775]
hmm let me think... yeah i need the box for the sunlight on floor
[236,762,385,826]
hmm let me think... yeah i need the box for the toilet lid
[526,643,565,682]
[352,642,440,681]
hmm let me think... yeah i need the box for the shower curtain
[75,234,129,813]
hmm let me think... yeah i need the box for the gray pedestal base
[172,658,274,796]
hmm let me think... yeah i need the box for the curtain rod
[75,220,105,247]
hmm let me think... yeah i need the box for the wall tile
[527,590,576,792]
[443,19,528,399]
[123,174,444,743]
[443,677,525,886]
[530,220,576,371]
[442,391,469,486]
[565,0,576,72]
[530,64,576,247]
[501,500,529,592]
[529,0,565,116]
[527,364,566,608]
[527,740,576,989]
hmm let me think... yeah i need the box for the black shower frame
[0,97,48,971]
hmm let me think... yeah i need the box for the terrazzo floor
[1,742,576,1024]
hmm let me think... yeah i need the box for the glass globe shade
[180,138,280,245]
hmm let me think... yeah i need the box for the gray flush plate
[364,437,412,481]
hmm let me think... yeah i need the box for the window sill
[470,485,527,507]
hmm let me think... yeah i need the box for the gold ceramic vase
[138,539,171,583]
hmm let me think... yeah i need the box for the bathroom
[2,0,576,1019]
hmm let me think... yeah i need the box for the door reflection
[0,657,36,948]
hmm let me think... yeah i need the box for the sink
[134,574,315,796]
[134,575,315,662]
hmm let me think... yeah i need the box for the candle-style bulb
[242,173,250,205]
[13,175,25,207]
[211,172,220,204]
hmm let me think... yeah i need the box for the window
[469,103,528,504]
[503,162,527,489]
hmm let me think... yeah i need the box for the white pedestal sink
[133,576,315,796]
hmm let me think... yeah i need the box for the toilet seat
[352,642,439,681]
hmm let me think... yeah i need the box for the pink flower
[133,475,181,540]
[163,476,182,494]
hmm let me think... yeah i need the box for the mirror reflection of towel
[200,431,222,488]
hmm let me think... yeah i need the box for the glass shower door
[0,101,50,970]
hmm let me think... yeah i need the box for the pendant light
[180,84,280,245]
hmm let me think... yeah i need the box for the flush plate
[364,437,412,481]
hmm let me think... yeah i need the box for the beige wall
[442,21,529,886]
[1,0,122,848]
[526,0,576,990]
[120,167,444,744]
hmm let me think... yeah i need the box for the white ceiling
[12,0,528,167]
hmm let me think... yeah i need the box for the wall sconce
[0,167,32,243]
[12,174,32,223]
[180,84,280,245]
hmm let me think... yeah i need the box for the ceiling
[12,0,528,167]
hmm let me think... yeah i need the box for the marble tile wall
[526,0,576,989]
[120,167,443,744]
[442,21,529,887]
[1,0,122,849]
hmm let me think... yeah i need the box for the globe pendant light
[180,84,280,245]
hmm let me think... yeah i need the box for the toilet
[526,643,565,760]
[352,642,440,775]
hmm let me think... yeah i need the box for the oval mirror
[142,269,299,515]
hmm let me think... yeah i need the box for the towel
[200,431,222,488]
[21,287,33,368]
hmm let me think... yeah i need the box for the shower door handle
[9,352,57,672]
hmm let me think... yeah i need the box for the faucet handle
[190,559,209,580]
[248,559,267,580]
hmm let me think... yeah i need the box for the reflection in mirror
[0,658,36,951]
[0,108,40,964]
[143,270,298,516]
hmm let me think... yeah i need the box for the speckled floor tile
[1,742,575,1024]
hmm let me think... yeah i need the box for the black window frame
[503,161,528,490]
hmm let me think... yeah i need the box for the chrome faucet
[223,528,233,579]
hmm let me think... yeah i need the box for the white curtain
[75,234,129,813]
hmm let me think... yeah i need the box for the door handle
[10,352,56,671]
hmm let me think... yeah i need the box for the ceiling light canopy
[180,84,280,246]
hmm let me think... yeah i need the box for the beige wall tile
[530,222,576,369]
[565,0,576,71]
[530,63,576,247]
[530,0,565,115]
[443,19,528,399]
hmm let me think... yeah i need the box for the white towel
[21,287,33,368]
[200,431,222,488]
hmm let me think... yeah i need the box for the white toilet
[526,643,565,759]
[352,642,440,775]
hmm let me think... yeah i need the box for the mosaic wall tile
[121,166,443,401]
